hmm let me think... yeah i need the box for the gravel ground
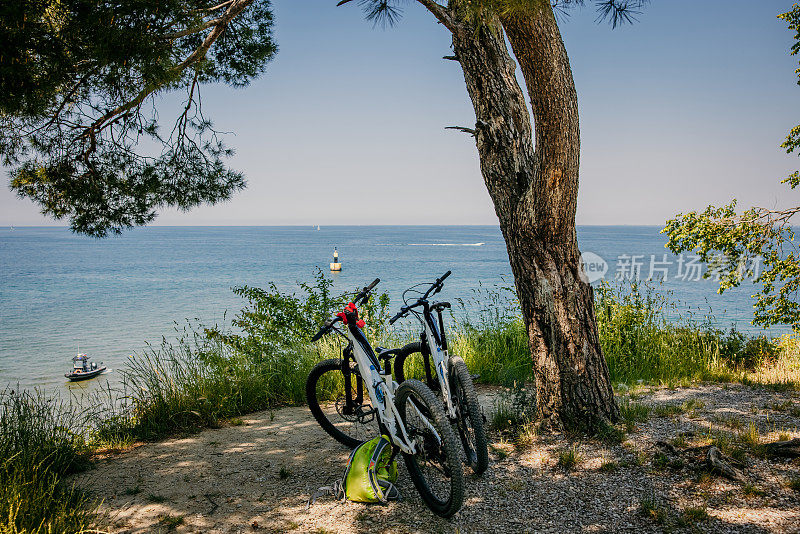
[75,384,800,533]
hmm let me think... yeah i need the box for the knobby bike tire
[306,358,378,448]
[395,344,489,475]
[449,355,489,475]
[392,341,423,384]
[395,379,464,518]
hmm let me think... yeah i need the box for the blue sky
[1,0,798,226]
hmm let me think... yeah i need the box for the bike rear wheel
[306,358,380,448]
[449,356,489,475]
[395,379,464,518]
[393,342,438,391]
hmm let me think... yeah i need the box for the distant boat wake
[407,243,485,247]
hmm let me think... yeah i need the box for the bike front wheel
[306,358,380,448]
[395,379,464,518]
[449,356,489,475]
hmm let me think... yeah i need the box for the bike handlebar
[311,315,341,342]
[389,309,406,325]
[390,271,452,325]
[422,270,451,299]
[354,278,380,305]
[310,278,380,341]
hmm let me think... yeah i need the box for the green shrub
[489,383,536,433]
[205,269,396,357]
[205,269,345,352]
[719,331,779,370]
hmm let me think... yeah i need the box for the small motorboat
[65,353,106,381]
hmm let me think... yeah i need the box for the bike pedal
[471,373,480,380]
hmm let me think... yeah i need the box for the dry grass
[557,446,582,471]
[744,334,800,390]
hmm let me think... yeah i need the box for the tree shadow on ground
[74,388,798,533]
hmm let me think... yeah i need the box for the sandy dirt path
[76,386,800,533]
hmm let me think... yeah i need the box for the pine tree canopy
[0,0,276,236]
[341,0,649,29]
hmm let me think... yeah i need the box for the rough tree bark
[443,4,619,430]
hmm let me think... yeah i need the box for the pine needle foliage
[0,0,277,236]
[341,0,649,29]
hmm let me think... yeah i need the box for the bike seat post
[378,351,394,377]
[436,307,448,352]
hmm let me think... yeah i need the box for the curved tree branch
[79,0,256,143]
[415,0,455,32]
[161,16,226,40]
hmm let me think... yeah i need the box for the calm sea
[0,226,784,390]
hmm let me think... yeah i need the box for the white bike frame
[340,325,440,455]
[419,314,457,420]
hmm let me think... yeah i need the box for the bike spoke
[315,367,379,444]
[403,392,454,503]
[454,378,479,465]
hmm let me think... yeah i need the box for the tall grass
[449,283,532,386]
[447,281,797,389]
[96,337,321,441]
[451,318,532,385]
[743,334,800,390]
[596,282,734,384]
[595,282,790,385]
[0,389,96,533]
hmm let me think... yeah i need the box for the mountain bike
[389,271,489,475]
[305,278,464,517]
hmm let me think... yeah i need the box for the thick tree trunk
[450,8,619,430]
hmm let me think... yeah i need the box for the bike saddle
[431,302,451,311]
[375,347,402,364]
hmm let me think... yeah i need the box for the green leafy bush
[205,269,394,360]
